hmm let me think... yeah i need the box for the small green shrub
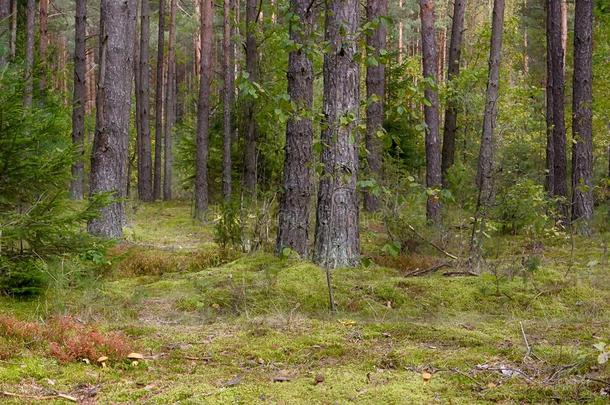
[0,257,47,298]
[494,178,553,235]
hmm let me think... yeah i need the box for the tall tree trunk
[313,0,360,269]
[9,0,15,59]
[475,0,504,205]
[545,0,554,194]
[163,0,176,200]
[153,0,165,200]
[88,0,136,238]
[38,0,48,93]
[419,0,442,223]
[0,0,9,67]
[194,0,213,217]
[243,0,258,194]
[137,0,153,201]
[549,0,568,217]
[276,0,315,257]
[571,0,593,227]
[363,0,387,212]
[70,0,87,200]
[222,0,233,199]
[398,0,403,63]
[23,0,35,107]
[441,0,466,186]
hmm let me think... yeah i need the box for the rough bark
[222,0,233,199]
[475,0,504,205]
[70,0,87,200]
[419,0,442,223]
[137,0,153,201]
[194,0,213,217]
[313,0,360,269]
[545,0,554,194]
[441,0,466,186]
[88,0,136,238]
[571,0,593,225]
[23,0,35,107]
[38,0,48,93]
[276,0,315,257]
[243,0,258,194]
[363,0,387,212]
[153,0,165,200]
[548,0,568,216]
[163,0,177,200]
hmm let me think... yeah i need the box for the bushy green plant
[494,178,552,235]
[0,257,47,298]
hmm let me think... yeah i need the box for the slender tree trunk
[571,0,593,227]
[70,0,87,200]
[549,0,568,217]
[23,0,35,107]
[222,0,233,199]
[313,0,360,269]
[194,0,213,217]
[441,0,466,185]
[9,0,15,59]
[276,0,315,257]
[88,0,136,238]
[363,0,387,212]
[0,0,9,67]
[153,0,165,200]
[476,0,504,204]
[137,0,154,201]
[38,0,48,93]
[545,0,554,194]
[419,0,442,223]
[163,0,176,200]
[243,0,258,194]
[398,0,403,63]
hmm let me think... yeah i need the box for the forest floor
[1,201,609,404]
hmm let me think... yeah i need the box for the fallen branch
[1,391,77,402]
[442,270,479,277]
[407,224,458,260]
[404,262,451,277]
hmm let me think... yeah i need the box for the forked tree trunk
[88,0,136,238]
[222,0,233,199]
[475,0,504,204]
[70,0,87,200]
[194,0,213,217]
[363,0,387,212]
[23,0,35,107]
[276,0,315,257]
[163,0,177,200]
[137,0,154,201]
[153,0,165,200]
[548,0,568,217]
[243,0,258,194]
[419,0,442,223]
[441,0,466,185]
[38,0,48,93]
[313,0,360,269]
[571,0,593,226]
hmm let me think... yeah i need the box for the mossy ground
[1,201,609,403]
